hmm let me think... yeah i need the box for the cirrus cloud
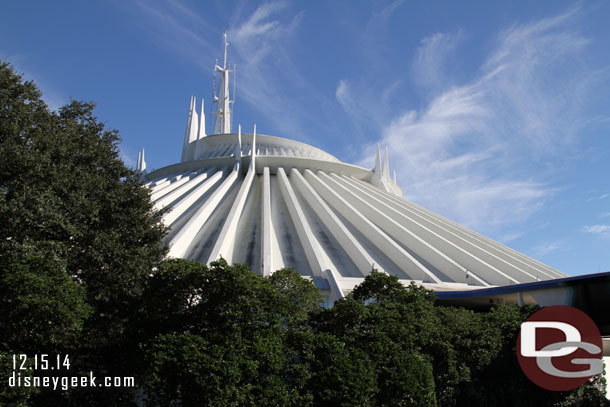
[351,7,604,236]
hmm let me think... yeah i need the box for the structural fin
[235,124,242,165]
[251,124,256,171]
[383,146,390,181]
[181,96,198,162]
[374,144,381,173]
[198,98,206,139]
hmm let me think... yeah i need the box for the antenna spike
[213,32,233,134]
[223,31,228,69]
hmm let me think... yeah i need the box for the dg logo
[517,305,603,391]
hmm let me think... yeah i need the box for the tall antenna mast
[213,32,235,134]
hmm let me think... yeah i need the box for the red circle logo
[517,305,603,391]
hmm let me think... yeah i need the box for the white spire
[383,146,390,181]
[374,144,382,173]
[370,144,401,196]
[137,148,146,172]
[213,32,234,135]
[182,96,199,162]
[192,98,207,160]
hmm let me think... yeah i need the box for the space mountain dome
[139,35,567,303]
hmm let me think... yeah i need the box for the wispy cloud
[119,145,137,169]
[231,2,284,44]
[360,0,405,66]
[586,192,609,202]
[131,0,215,69]
[333,1,407,145]
[227,2,322,141]
[495,231,525,244]
[351,7,604,236]
[532,240,567,257]
[412,30,464,94]
[335,79,369,128]
[582,224,610,238]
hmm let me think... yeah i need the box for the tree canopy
[1,61,167,405]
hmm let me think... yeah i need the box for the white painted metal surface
[144,130,566,300]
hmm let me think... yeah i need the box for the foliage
[141,332,250,406]
[0,61,167,311]
[137,259,317,406]
[306,332,376,406]
[0,239,90,353]
[1,60,166,406]
[269,267,322,326]
[0,240,90,404]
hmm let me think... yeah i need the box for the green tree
[137,259,318,406]
[312,272,438,406]
[0,239,90,353]
[0,61,167,406]
[269,267,322,326]
[0,61,166,313]
[306,332,376,406]
[141,332,253,407]
[0,239,91,404]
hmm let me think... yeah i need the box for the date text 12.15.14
[12,354,70,371]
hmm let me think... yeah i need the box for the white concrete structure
[144,128,566,303]
[142,35,567,304]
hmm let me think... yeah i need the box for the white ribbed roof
[144,132,566,302]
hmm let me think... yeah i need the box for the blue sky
[2,1,609,276]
